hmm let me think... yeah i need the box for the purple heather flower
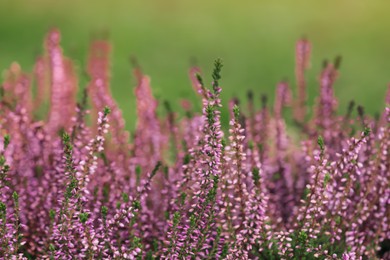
[0,29,388,259]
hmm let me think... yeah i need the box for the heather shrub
[0,29,389,259]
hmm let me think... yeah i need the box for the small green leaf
[363,127,371,137]
[101,206,108,218]
[183,154,191,165]
[103,106,111,116]
[252,167,260,186]
[323,173,331,188]
[132,200,141,210]
[3,134,10,149]
[49,243,55,252]
[317,135,324,151]
[233,104,240,120]
[49,209,56,220]
[122,192,129,203]
[12,191,19,202]
[79,212,89,223]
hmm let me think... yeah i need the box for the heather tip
[298,231,308,243]
[0,155,5,166]
[101,206,108,218]
[252,167,260,186]
[212,58,223,89]
[363,127,371,137]
[132,200,141,210]
[49,244,55,252]
[12,191,19,202]
[163,100,172,113]
[103,106,111,116]
[173,211,181,226]
[357,105,365,118]
[195,73,204,87]
[151,161,162,178]
[49,209,56,220]
[135,165,142,176]
[261,94,268,109]
[0,202,6,214]
[183,154,191,165]
[3,134,10,149]
[346,100,355,117]
[348,100,355,110]
[247,90,254,101]
[180,192,187,205]
[79,212,89,223]
[122,192,130,203]
[324,173,331,188]
[233,104,240,120]
[62,132,70,144]
[317,135,325,151]
[221,138,226,148]
[334,55,342,69]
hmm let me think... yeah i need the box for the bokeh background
[1,0,389,129]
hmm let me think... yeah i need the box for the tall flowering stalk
[271,81,293,224]
[226,105,268,259]
[45,29,78,134]
[315,60,339,144]
[87,39,129,153]
[176,59,224,259]
[294,38,311,124]
[227,105,247,234]
[133,69,163,171]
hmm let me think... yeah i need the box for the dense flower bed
[0,29,389,259]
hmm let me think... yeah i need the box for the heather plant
[0,30,389,260]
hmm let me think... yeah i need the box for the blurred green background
[0,0,389,129]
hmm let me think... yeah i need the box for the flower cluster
[0,29,389,259]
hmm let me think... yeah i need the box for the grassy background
[1,0,389,129]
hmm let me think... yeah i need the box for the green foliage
[173,211,180,227]
[195,73,204,87]
[363,126,371,137]
[323,172,331,188]
[206,105,215,125]
[252,167,260,186]
[49,244,55,252]
[122,192,130,203]
[233,104,240,120]
[103,106,111,116]
[212,58,223,90]
[12,191,19,203]
[302,187,310,200]
[101,206,108,218]
[0,155,5,166]
[180,192,187,206]
[220,243,229,259]
[65,178,78,199]
[132,200,141,210]
[135,165,142,185]
[317,135,325,152]
[151,161,162,178]
[49,209,56,220]
[183,154,191,165]
[0,202,6,218]
[3,134,10,149]
[79,212,89,223]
